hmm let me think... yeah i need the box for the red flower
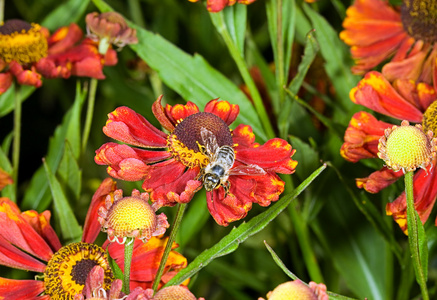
[0,20,117,95]
[341,71,437,233]
[188,0,256,13]
[340,0,437,85]
[95,96,297,226]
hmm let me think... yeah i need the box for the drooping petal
[0,198,53,262]
[235,137,297,174]
[0,72,13,94]
[163,101,200,126]
[47,23,83,55]
[152,95,176,132]
[9,62,42,87]
[382,49,427,82]
[350,72,423,122]
[0,278,45,300]
[204,99,239,125]
[103,106,167,148]
[386,165,437,234]
[250,172,285,206]
[207,0,231,12]
[82,178,117,244]
[340,111,392,162]
[232,124,259,148]
[356,166,404,193]
[21,210,62,253]
[207,182,253,226]
[0,235,47,272]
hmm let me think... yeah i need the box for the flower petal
[386,165,437,234]
[103,106,167,148]
[0,198,53,262]
[382,50,427,82]
[152,95,177,132]
[356,166,404,193]
[47,23,83,55]
[204,99,239,125]
[0,72,13,94]
[163,101,200,126]
[235,137,297,173]
[350,71,423,122]
[232,124,258,148]
[21,210,62,253]
[0,235,47,272]
[250,172,285,206]
[9,62,42,88]
[340,111,392,162]
[82,178,117,244]
[0,278,45,300]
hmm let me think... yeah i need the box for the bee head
[203,173,220,191]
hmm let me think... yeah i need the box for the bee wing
[230,164,266,176]
[200,127,219,156]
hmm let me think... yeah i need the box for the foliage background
[2,0,437,299]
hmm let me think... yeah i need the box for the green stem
[81,78,98,154]
[405,171,429,300]
[210,13,275,139]
[0,0,4,23]
[275,0,285,105]
[122,237,135,294]
[12,84,21,201]
[152,203,187,292]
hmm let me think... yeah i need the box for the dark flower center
[0,19,31,34]
[44,242,114,300]
[401,0,437,43]
[168,112,233,168]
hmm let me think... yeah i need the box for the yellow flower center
[401,0,437,43]
[265,281,317,300]
[0,19,48,64]
[168,112,233,168]
[102,195,157,240]
[44,242,113,300]
[378,120,436,172]
[422,100,437,135]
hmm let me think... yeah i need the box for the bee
[199,128,266,194]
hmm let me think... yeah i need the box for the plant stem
[12,84,21,201]
[210,13,275,140]
[404,171,429,300]
[0,0,4,23]
[122,237,135,294]
[275,0,286,106]
[152,203,187,292]
[81,78,98,154]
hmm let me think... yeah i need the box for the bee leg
[196,141,207,155]
[223,181,231,196]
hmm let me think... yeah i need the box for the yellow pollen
[102,196,157,239]
[167,134,209,168]
[378,120,436,172]
[0,20,48,64]
[401,0,437,43]
[422,100,437,136]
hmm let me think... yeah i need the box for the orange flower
[188,0,256,12]
[0,19,117,94]
[95,96,297,226]
[340,0,437,85]
[341,71,437,233]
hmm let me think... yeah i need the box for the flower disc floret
[0,19,48,64]
[151,286,203,300]
[98,189,169,243]
[378,120,437,172]
[422,100,437,135]
[401,0,437,43]
[44,242,114,300]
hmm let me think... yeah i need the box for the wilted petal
[0,72,13,94]
[350,72,423,122]
[9,62,42,87]
[356,167,404,193]
[47,23,83,55]
[340,111,392,162]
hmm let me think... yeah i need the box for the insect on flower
[198,127,266,195]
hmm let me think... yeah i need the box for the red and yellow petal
[164,101,200,126]
[204,99,239,126]
[9,62,42,88]
[232,124,258,148]
[356,166,404,193]
[351,72,423,122]
[0,198,54,262]
[0,235,47,272]
[47,23,83,55]
[386,164,437,234]
[340,111,392,162]
[82,178,117,244]
[152,95,177,132]
[236,138,297,174]
[0,278,45,300]
[207,182,254,226]
[207,0,232,12]
[103,106,167,148]
[0,72,13,94]
[382,49,428,82]
[21,210,62,253]
[250,172,285,206]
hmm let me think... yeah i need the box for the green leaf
[302,4,360,122]
[92,0,267,141]
[288,136,319,181]
[58,141,82,202]
[41,0,90,31]
[43,159,82,243]
[0,84,35,118]
[22,82,86,210]
[108,250,124,280]
[165,164,327,287]
[210,5,247,57]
